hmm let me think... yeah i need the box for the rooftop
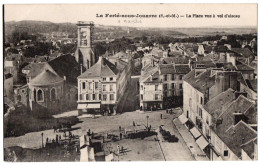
[159,64,190,75]
[78,57,118,79]
[204,88,236,116]
[29,69,64,86]
[231,48,255,59]
[236,60,254,71]
[183,69,216,94]
[162,57,189,64]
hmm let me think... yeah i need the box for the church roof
[29,69,63,86]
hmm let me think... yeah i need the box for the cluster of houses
[4,21,133,117]
[138,35,257,160]
[3,20,257,161]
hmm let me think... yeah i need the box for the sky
[4,4,258,28]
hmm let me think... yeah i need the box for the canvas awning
[196,136,209,150]
[178,114,188,124]
[77,103,100,109]
[190,127,201,139]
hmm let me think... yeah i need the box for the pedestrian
[166,109,168,114]
[117,144,120,154]
[133,121,135,127]
[56,135,58,143]
[46,137,49,143]
[160,114,162,119]
[119,126,121,132]
[120,132,122,140]
[121,146,125,155]
[91,131,94,139]
[59,135,61,140]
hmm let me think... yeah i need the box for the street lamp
[146,116,149,129]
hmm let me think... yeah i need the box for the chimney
[194,64,206,77]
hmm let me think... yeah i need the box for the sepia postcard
[2,3,258,162]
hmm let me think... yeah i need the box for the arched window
[37,89,44,102]
[50,88,56,101]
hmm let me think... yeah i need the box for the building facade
[77,56,131,114]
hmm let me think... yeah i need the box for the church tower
[74,21,96,69]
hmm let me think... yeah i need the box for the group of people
[166,108,174,114]
[46,134,62,145]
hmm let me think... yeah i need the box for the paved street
[4,109,196,161]
[4,76,199,161]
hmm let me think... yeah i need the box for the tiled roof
[25,63,55,78]
[116,59,128,71]
[140,64,158,83]
[78,57,118,79]
[168,51,183,57]
[231,48,255,59]
[244,105,257,124]
[175,65,191,74]
[162,57,189,64]
[143,71,161,83]
[183,69,216,94]
[214,45,228,52]
[159,64,175,74]
[241,138,257,160]
[48,54,81,83]
[236,60,254,71]
[192,61,216,68]
[213,95,256,158]
[159,64,191,75]
[221,121,257,159]
[29,69,63,86]
[24,54,81,84]
[204,88,236,116]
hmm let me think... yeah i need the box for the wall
[4,76,13,99]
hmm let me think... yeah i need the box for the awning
[77,103,100,109]
[190,127,201,139]
[178,114,188,124]
[196,136,209,150]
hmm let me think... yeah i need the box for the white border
[0,1,259,166]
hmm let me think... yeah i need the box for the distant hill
[4,20,257,40]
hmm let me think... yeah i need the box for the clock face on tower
[80,27,88,46]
